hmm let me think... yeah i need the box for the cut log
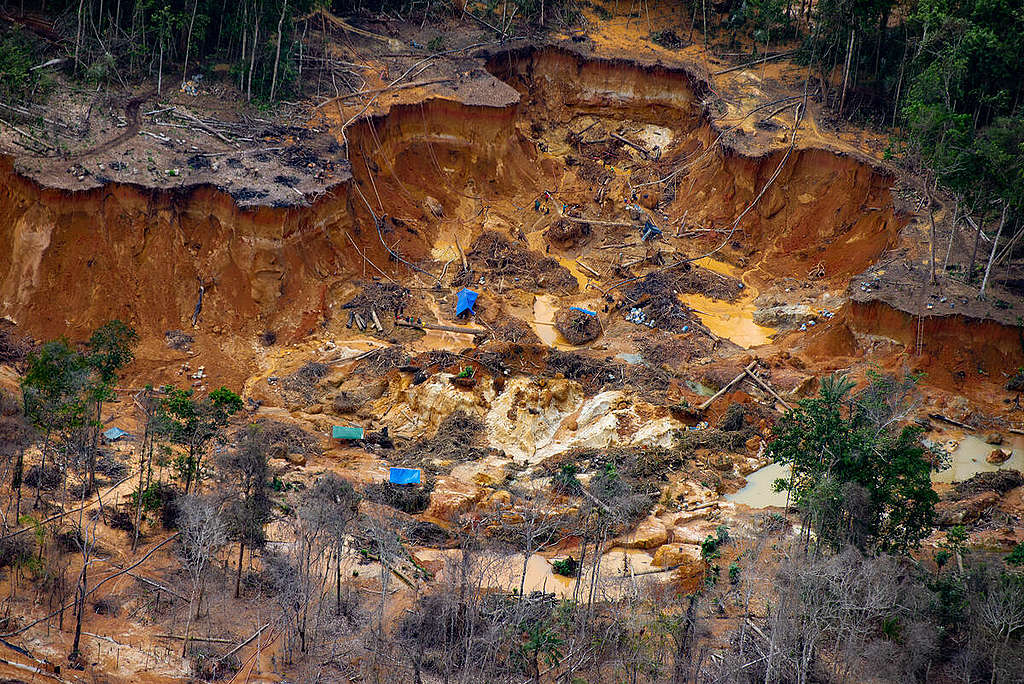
[713,50,798,75]
[394,320,485,335]
[610,132,651,158]
[576,259,601,277]
[155,634,235,644]
[928,413,972,429]
[455,236,468,270]
[697,362,757,411]
[744,368,792,411]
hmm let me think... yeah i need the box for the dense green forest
[0,0,1022,243]
[1,0,323,100]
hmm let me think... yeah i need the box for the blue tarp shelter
[332,425,365,440]
[455,288,479,316]
[103,427,128,441]
[389,467,422,485]
[570,306,597,316]
[640,219,662,241]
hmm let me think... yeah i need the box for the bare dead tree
[976,574,1024,684]
[0,390,33,525]
[69,475,106,662]
[219,425,272,599]
[177,494,226,658]
[493,487,563,611]
[131,387,161,552]
[979,203,1009,298]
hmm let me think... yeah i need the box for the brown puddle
[532,293,573,348]
[932,433,1024,484]
[681,256,776,348]
[725,462,790,508]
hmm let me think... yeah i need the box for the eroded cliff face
[0,157,363,342]
[671,145,899,283]
[0,45,979,388]
[847,299,1024,388]
[485,47,902,284]
[343,96,538,252]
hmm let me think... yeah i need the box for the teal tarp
[332,425,365,440]
[389,467,421,485]
[103,427,128,441]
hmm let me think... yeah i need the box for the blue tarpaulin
[570,306,597,316]
[389,467,422,485]
[640,219,662,241]
[455,288,478,316]
[103,427,128,441]
[332,425,365,440]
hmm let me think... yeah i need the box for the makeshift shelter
[455,288,479,316]
[102,427,128,441]
[389,467,422,485]
[640,219,662,241]
[332,425,365,440]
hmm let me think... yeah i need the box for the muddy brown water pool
[416,547,663,598]
[726,432,1024,510]
[932,434,1024,484]
[725,462,790,508]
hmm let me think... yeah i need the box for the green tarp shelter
[332,425,365,440]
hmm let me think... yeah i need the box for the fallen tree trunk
[714,50,798,75]
[610,132,651,158]
[697,362,756,411]
[395,320,486,335]
[744,368,791,411]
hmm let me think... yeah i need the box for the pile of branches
[344,281,410,333]
[545,350,671,399]
[490,318,541,345]
[362,481,433,514]
[544,218,591,246]
[672,263,743,300]
[463,231,578,294]
[545,351,619,387]
[147,108,315,147]
[622,270,704,332]
[554,307,602,345]
[344,281,410,315]
[0,325,32,364]
[399,411,494,475]
[636,329,719,367]
[164,329,194,350]
[244,419,323,458]
[281,361,329,402]
[675,424,757,454]
[949,469,1023,500]
[541,445,681,483]
[357,345,409,377]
